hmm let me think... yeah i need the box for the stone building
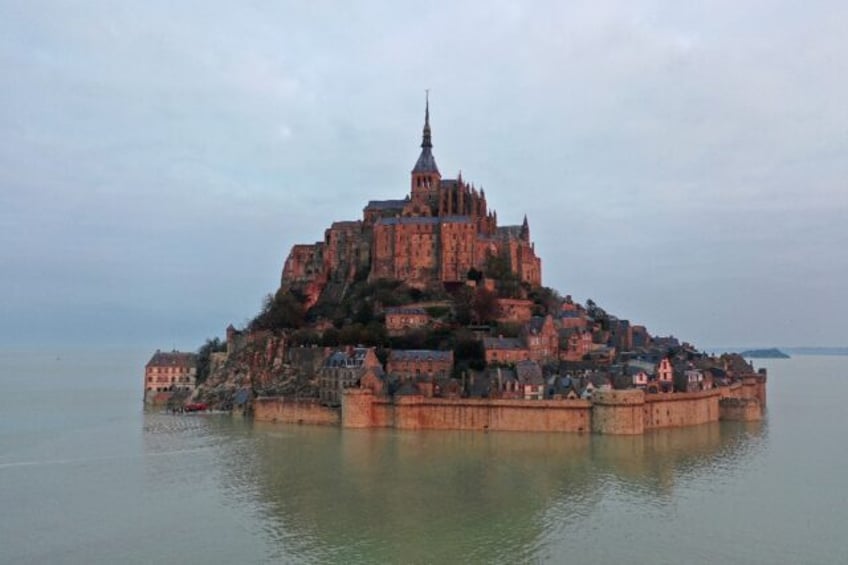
[319,347,382,406]
[144,350,197,395]
[384,306,430,335]
[523,315,559,362]
[483,336,530,364]
[560,328,594,362]
[280,98,542,303]
[496,298,534,323]
[387,349,454,381]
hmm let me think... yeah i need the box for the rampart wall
[327,375,766,435]
[342,390,591,432]
[254,397,340,426]
[644,389,720,430]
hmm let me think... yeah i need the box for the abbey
[281,98,542,306]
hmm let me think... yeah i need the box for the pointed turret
[521,214,530,241]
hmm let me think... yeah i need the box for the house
[490,367,521,399]
[516,360,545,400]
[547,375,579,399]
[384,307,430,335]
[319,347,382,405]
[483,336,530,364]
[630,368,650,388]
[144,350,197,395]
[387,349,453,380]
[656,357,674,386]
[684,368,704,392]
[523,315,559,362]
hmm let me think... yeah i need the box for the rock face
[197,331,325,407]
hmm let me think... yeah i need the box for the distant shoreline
[707,347,848,357]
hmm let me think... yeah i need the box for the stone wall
[333,375,766,435]
[254,397,340,426]
[643,389,720,430]
[719,397,762,421]
[591,390,646,435]
[342,391,591,433]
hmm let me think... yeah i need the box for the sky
[1,1,846,350]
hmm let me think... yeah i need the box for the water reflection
[196,420,765,563]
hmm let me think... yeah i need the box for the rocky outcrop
[196,332,324,408]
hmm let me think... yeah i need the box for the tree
[250,289,306,331]
[471,287,499,324]
[321,327,341,347]
[454,333,485,371]
[196,337,227,384]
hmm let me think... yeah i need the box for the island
[739,348,790,359]
[144,98,767,435]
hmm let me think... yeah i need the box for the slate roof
[385,307,428,316]
[146,350,196,369]
[516,360,544,385]
[375,215,473,226]
[483,337,525,350]
[365,199,408,211]
[489,367,518,383]
[325,347,373,368]
[389,349,453,362]
[496,225,523,239]
[412,146,439,174]
[330,221,361,230]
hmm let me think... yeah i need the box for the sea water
[0,349,844,564]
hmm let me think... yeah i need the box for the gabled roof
[146,350,196,369]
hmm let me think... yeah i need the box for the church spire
[422,90,432,149]
[412,90,439,175]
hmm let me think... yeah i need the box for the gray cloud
[1,1,846,348]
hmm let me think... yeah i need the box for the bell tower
[411,91,441,201]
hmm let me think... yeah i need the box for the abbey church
[281,99,542,307]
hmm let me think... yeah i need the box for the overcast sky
[1,1,846,350]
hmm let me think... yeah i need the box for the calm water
[0,349,845,564]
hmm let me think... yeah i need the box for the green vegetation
[195,337,227,383]
[250,289,307,331]
[306,278,450,328]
